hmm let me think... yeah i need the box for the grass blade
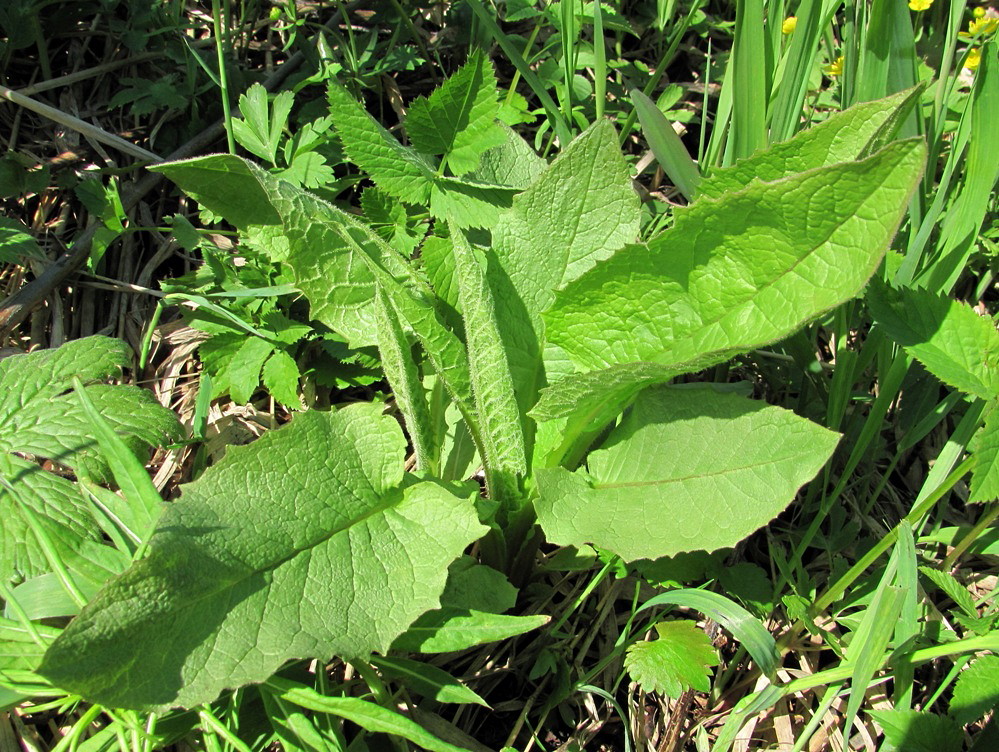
[631,89,701,200]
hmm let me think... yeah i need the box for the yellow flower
[782,16,797,34]
[823,56,844,76]
[974,7,986,18]
[968,16,999,36]
[965,47,982,70]
[909,0,933,10]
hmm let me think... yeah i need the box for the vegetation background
[0,1,997,750]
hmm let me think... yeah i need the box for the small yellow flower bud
[909,0,933,10]
[782,16,797,34]
[965,47,982,70]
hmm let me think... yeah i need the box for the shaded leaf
[950,655,999,726]
[869,709,962,752]
[868,279,999,400]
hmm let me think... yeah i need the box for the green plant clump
[30,53,928,720]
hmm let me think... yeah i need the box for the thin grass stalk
[592,0,606,121]
[211,0,235,154]
[560,0,578,129]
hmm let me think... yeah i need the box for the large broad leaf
[489,120,640,415]
[405,49,506,176]
[534,386,839,561]
[697,86,922,200]
[0,337,181,581]
[867,279,999,400]
[38,405,487,711]
[545,138,926,373]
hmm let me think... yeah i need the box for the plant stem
[211,0,236,154]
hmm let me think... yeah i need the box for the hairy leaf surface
[328,82,436,203]
[39,405,486,711]
[546,139,926,372]
[490,120,639,418]
[697,87,921,199]
[0,338,180,580]
[534,387,839,561]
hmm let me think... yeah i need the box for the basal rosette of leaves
[38,53,926,711]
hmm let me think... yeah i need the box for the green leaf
[72,377,163,544]
[636,588,780,678]
[950,655,999,726]
[697,86,922,200]
[38,405,486,711]
[535,386,839,561]
[0,616,61,671]
[468,124,546,189]
[392,557,547,653]
[428,176,517,229]
[406,49,506,175]
[371,656,489,706]
[227,336,275,404]
[328,82,436,204]
[530,362,685,466]
[631,89,700,201]
[153,155,282,227]
[261,349,302,408]
[970,402,999,503]
[451,226,526,498]
[374,288,437,473]
[0,216,44,263]
[0,337,181,580]
[918,566,979,619]
[490,120,640,420]
[232,83,294,165]
[265,677,469,752]
[394,610,550,654]
[154,155,472,414]
[546,139,926,372]
[867,279,999,400]
[624,620,717,698]
[868,710,963,752]
[274,151,335,189]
